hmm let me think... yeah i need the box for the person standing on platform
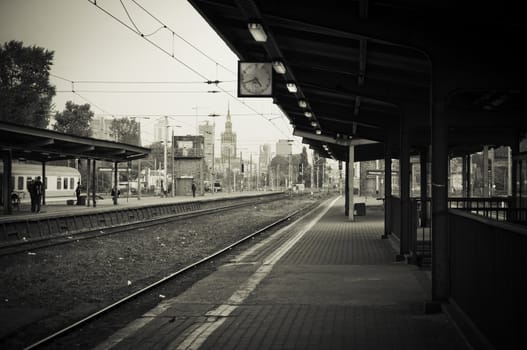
[75,181,81,205]
[191,181,196,197]
[27,179,36,212]
[111,187,120,204]
[33,176,43,213]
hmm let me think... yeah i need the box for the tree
[109,117,140,145]
[269,155,289,186]
[0,40,56,128]
[145,141,164,168]
[298,146,310,185]
[53,101,94,136]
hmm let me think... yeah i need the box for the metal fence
[449,210,527,349]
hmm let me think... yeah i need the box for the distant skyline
[0,0,305,157]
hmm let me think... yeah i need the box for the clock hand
[243,77,262,87]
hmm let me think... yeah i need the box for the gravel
[0,194,326,349]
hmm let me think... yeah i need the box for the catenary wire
[86,0,291,137]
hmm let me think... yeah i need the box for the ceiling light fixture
[304,111,312,118]
[272,61,286,74]
[298,99,307,108]
[316,129,321,135]
[248,23,267,42]
[286,82,297,93]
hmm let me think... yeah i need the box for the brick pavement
[97,196,469,350]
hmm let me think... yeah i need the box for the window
[18,176,24,190]
[57,177,62,190]
[64,177,68,190]
[70,178,74,190]
[44,177,48,190]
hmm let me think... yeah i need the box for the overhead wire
[56,90,229,94]
[86,0,291,138]
[50,73,112,114]
[128,0,235,75]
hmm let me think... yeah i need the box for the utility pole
[277,163,280,190]
[171,128,175,197]
[228,147,231,193]
[311,150,315,189]
[163,116,168,197]
[137,158,141,200]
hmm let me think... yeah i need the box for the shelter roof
[0,121,150,163]
[188,0,525,160]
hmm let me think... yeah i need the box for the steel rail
[23,204,311,350]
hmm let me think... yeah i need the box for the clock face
[238,61,273,97]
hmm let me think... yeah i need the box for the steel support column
[384,143,392,237]
[462,155,470,198]
[348,144,355,221]
[483,146,489,197]
[92,159,96,207]
[86,159,91,207]
[420,148,428,227]
[400,116,411,255]
[431,75,450,301]
[511,133,520,212]
[345,157,349,216]
[2,150,12,214]
[113,161,118,205]
[41,161,46,206]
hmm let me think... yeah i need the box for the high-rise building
[90,116,113,141]
[154,118,168,143]
[276,139,292,156]
[199,121,215,173]
[221,106,237,169]
[259,144,271,168]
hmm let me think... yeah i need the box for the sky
[0,0,305,157]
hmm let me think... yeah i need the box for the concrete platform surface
[0,191,274,222]
[94,196,468,350]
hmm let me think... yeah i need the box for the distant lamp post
[287,139,294,191]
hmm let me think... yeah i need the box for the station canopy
[188,0,525,161]
[0,121,150,163]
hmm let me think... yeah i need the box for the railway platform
[0,191,288,245]
[95,196,468,350]
[0,191,266,221]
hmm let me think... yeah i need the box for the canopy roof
[189,0,525,160]
[0,121,150,163]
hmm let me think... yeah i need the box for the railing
[448,197,511,221]
[173,148,204,158]
[388,196,526,268]
[449,210,527,349]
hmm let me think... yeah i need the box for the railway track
[22,201,316,350]
[0,195,286,257]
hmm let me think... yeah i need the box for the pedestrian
[191,181,196,197]
[75,181,81,205]
[27,178,36,212]
[33,176,43,213]
[111,187,120,204]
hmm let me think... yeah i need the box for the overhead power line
[86,0,291,138]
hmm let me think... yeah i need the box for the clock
[238,61,273,97]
